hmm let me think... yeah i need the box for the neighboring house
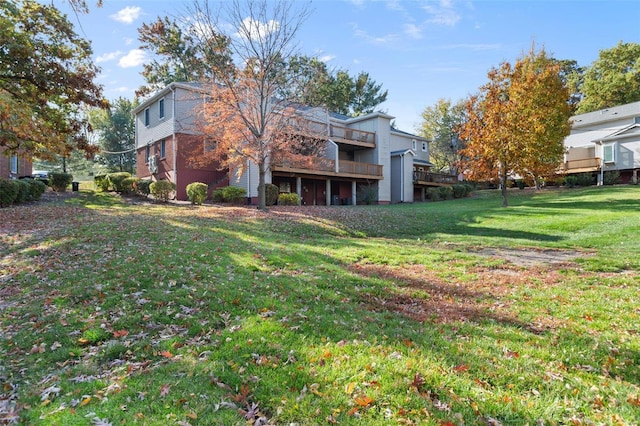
[0,147,32,180]
[562,101,640,184]
[134,82,454,203]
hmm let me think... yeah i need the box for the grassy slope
[0,186,639,425]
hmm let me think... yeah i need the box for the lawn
[1,186,639,425]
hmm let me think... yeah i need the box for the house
[562,101,640,184]
[0,147,32,180]
[134,82,454,203]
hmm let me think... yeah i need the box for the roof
[390,149,415,157]
[132,82,208,114]
[571,101,640,128]
[413,158,434,167]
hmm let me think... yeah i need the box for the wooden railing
[339,160,383,177]
[329,125,376,147]
[413,171,458,184]
[558,158,600,172]
[274,155,335,173]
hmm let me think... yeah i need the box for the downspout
[171,85,178,188]
[400,152,405,203]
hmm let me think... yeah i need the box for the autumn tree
[575,41,640,114]
[417,98,466,173]
[0,0,105,159]
[88,98,137,173]
[137,16,232,97]
[459,46,572,206]
[194,0,324,210]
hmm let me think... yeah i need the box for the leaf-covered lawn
[1,187,639,425]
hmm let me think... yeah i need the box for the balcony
[329,125,376,148]
[413,171,458,185]
[272,155,383,180]
[558,158,601,173]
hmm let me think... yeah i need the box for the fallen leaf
[354,395,374,407]
[160,384,170,398]
[345,382,356,395]
[453,363,469,373]
[160,351,173,358]
[112,330,128,338]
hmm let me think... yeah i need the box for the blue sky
[61,0,639,132]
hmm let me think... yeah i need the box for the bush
[135,179,152,197]
[212,186,246,204]
[94,174,110,192]
[576,173,595,187]
[0,178,19,207]
[49,172,73,192]
[452,184,469,198]
[426,187,441,201]
[26,179,47,201]
[278,192,300,206]
[108,172,132,193]
[186,182,208,205]
[603,171,621,185]
[357,183,378,205]
[149,180,176,202]
[15,179,31,203]
[265,183,279,206]
[438,185,453,200]
[564,175,578,188]
[120,177,139,194]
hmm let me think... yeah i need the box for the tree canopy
[459,46,572,206]
[575,41,640,114]
[417,98,466,173]
[0,0,105,159]
[88,97,137,173]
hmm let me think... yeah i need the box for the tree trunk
[500,166,508,207]
[257,162,266,210]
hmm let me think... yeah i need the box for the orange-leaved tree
[192,0,324,210]
[459,46,571,206]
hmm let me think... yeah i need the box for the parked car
[32,170,50,185]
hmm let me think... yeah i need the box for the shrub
[186,182,208,205]
[108,172,132,193]
[149,180,176,202]
[120,177,139,194]
[278,192,300,206]
[603,171,621,185]
[452,184,468,198]
[438,185,453,200]
[265,183,279,206]
[564,175,578,188]
[135,179,152,197]
[515,179,526,189]
[26,179,47,201]
[357,183,378,205]
[94,174,110,192]
[15,179,31,203]
[0,178,19,207]
[221,186,246,204]
[426,187,441,201]
[49,172,73,192]
[575,173,595,187]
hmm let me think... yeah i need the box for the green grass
[1,186,639,425]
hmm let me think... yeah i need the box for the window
[10,155,18,174]
[159,99,165,119]
[160,140,166,158]
[603,143,615,163]
[412,139,417,150]
[421,142,428,152]
[145,145,150,162]
[144,108,150,126]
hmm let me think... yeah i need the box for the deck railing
[558,158,600,172]
[413,171,458,184]
[339,160,383,177]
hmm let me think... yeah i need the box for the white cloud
[352,24,400,46]
[319,54,336,63]
[420,0,461,27]
[118,49,146,68]
[95,51,122,63]
[404,23,423,39]
[110,6,142,24]
[236,17,280,41]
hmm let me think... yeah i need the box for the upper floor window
[145,145,150,162]
[144,108,150,126]
[603,143,615,163]
[412,139,417,150]
[160,140,166,158]
[9,155,18,174]
[159,99,165,119]
[421,142,428,152]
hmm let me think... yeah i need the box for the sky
[58,0,640,132]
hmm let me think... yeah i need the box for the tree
[137,16,232,97]
[88,97,137,173]
[459,46,572,206]
[194,0,325,210]
[576,41,640,114]
[282,55,388,116]
[417,98,466,173]
[0,0,105,159]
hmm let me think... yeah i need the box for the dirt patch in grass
[468,247,593,267]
